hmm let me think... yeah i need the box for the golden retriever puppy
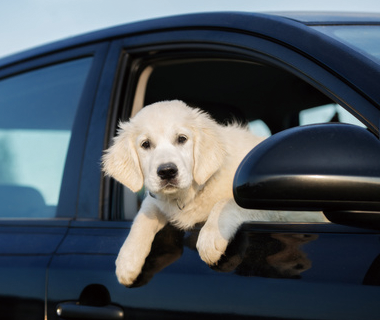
[103,100,325,286]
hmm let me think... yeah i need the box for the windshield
[313,26,380,63]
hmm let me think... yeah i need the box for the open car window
[118,56,365,221]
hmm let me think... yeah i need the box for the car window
[117,57,363,221]
[0,58,92,218]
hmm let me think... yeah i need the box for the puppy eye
[141,140,151,149]
[177,135,188,144]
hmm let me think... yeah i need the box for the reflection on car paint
[130,224,319,287]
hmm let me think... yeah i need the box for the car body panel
[0,220,69,319]
[46,222,380,319]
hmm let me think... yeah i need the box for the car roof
[1,11,380,69]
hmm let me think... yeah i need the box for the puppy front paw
[196,226,229,266]
[115,253,144,287]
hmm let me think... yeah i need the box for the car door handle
[56,302,124,320]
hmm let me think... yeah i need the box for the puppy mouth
[160,180,179,191]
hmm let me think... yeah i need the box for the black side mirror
[233,124,380,229]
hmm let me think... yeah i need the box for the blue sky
[1,0,380,58]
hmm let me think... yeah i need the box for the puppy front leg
[196,199,235,265]
[116,203,167,286]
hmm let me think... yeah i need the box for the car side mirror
[233,124,380,229]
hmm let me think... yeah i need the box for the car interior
[143,59,333,132]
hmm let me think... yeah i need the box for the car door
[47,22,380,320]
[0,43,108,319]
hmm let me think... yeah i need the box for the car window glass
[0,58,92,218]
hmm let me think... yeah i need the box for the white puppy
[103,100,325,286]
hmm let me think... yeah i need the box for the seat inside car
[0,185,54,218]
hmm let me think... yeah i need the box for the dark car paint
[44,222,380,319]
[0,12,380,319]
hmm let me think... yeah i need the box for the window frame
[100,29,380,229]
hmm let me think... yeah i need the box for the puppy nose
[157,163,178,180]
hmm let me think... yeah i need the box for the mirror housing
[233,124,380,229]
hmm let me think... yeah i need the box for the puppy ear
[102,122,143,192]
[193,119,226,186]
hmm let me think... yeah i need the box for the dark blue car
[0,11,380,319]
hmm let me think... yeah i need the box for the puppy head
[102,100,226,193]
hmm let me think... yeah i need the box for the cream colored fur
[102,100,326,286]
